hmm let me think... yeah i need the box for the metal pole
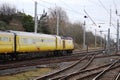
[34,1,38,33]
[110,8,111,27]
[107,28,110,53]
[117,19,119,51]
[95,29,97,48]
[56,11,59,35]
[83,21,86,49]
[104,35,106,49]
[100,31,102,48]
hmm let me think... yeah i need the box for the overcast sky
[1,0,120,41]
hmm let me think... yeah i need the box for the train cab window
[0,37,9,42]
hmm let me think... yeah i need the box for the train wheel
[54,51,58,56]
[62,51,67,56]
[10,54,18,60]
[67,50,72,55]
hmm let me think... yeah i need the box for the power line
[113,0,117,10]
[98,0,109,14]
[87,0,102,8]
[34,1,82,20]
[59,0,84,15]
[37,0,84,16]
[84,9,97,26]
[97,0,116,29]
[86,0,117,29]
[38,0,53,5]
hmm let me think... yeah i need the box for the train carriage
[15,32,57,52]
[0,31,14,54]
[0,30,74,60]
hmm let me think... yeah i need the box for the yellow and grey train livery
[0,30,74,60]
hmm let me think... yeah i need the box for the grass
[0,68,52,80]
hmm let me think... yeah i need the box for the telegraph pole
[83,15,87,49]
[107,8,111,53]
[104,35,106,49]
[95,29,97,48]
[117,19,119,51]
[83,21,86,49]
[107,28,110,53]
[110,8,112,27]
[116,9,120,52]
[56,11,59,35]
[100,31,102,48]
[34,1,38,33]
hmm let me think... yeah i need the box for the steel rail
[34,55,88,80]
[49,55,96,80]
[92,58,120,80]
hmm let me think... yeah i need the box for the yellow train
[0,30,74,60]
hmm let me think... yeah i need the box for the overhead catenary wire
[32,0,117,29]
[61,0,116,31]
[97,0,116,29]
[33,0,111,22]
[87,0,116,29]
[84,10,97,26]
[87,0,102,8]
[98,0,109,14]
[59,0,84,15]
[36,0,84,16]
[31,0,87,20]
[113,0,117,10]
[37,4,82,19]
[58,0,104,27]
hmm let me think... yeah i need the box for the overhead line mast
[34,1,38,33]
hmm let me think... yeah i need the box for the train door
[55,37,57,50]
[63,39,65,49]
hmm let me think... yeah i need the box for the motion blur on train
[0,30,74,60]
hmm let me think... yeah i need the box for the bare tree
[48,6,69,35]
[0,3,17,24]
[0,3,16,15]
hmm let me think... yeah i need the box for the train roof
[61,36,73,40]
[0,30,73,40]
[0,30,14,35]
[8,30,56,38]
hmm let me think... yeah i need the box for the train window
[41,39,44,42]
[0,37,2,41]
[21,38,35,44]
[22,38,27,43]
[0,37,9,42]
[27,39,33,44]
[36,39,39,42]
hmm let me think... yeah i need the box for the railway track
[0,49,103,70]
[92,58,120,80]
[0,50,102,76]
[68,58,120,80]
[36,56,120,80]
[115,72,120,80]
[0,49,119,76]
[34,54,96,80]
[67,64,111,80]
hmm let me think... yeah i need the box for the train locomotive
[0,30,74,60]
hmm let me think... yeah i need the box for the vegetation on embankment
[0,3,112,49]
